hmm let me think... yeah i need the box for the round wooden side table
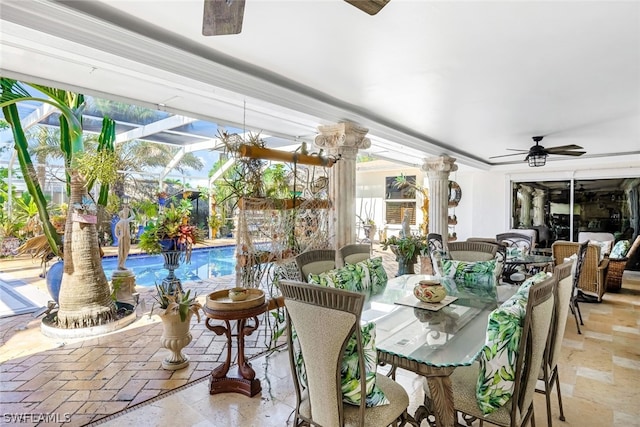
[203,302,268,397]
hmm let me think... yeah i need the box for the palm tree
[1,78,116,328]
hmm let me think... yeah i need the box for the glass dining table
[362,274,518,427]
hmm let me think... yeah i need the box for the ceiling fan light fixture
[527,153,547,167]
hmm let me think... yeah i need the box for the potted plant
[381,233,429,276]
[139,198,204,293]
[138,199,203,256]
[152,282,202,370]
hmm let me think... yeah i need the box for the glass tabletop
[363,274,518,368]
[505,254,554,264]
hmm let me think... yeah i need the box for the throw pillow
[475,272,548,414]
[589,240,613,261]
[610,240,631,259]
[308,265,366,294]
[308,257,388,296]
[441,259,498,299]
[361,257,388,295]
[293,322,389,407]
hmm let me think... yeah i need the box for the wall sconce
[527,154,547,167]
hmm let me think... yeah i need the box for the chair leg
[544,371,553,427]
[554,369,566,422]
[570,300,582,334]
[575,299,584,325]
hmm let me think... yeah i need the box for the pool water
[102,246,236,287]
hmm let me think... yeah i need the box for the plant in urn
[414,279,447,303]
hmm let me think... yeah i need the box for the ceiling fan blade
[344,0,390,15]
[203,0,245,36]
[545,144,584,153]
[550,151,586,157]
[505,148,529,152]
[489,153,528,159]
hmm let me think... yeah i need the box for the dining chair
[496,232,534,257]
[447,241,498,261]
[339,243,372,266]
[294,249,336,282]
[536,259,573,427]
[424,274,556,427]
[278,280,411,427]
[569,241,589,334]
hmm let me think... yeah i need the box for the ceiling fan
[202,0,389,36]
[489,136,586,167]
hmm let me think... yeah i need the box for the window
[385,175,417,225]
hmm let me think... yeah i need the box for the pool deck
[0,241,398,426]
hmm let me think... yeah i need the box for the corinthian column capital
[315,121,371,151]
[421,155,459,176]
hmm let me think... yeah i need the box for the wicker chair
[279,280,411,426]
[338,243,371,266]
[551,241,609,302]
[447,241,498,261]
[536,260,574,427]
[605,235,640,292]
[295,249,336,282]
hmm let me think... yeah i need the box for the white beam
[115,115,197,144]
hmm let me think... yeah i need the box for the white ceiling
[1,0,639,171]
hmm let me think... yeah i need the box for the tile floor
[1,246,639,426]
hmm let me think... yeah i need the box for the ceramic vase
[414,280,447,303]
[159,311,193,370]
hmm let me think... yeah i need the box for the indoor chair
[279,280,411,427]
[605,234,640,292]
[551,240,607,302]
[536,260,573,427]
[295,249,336,282]
[425,274,556,427]
[447,241,498,261]
[496,232,534,257]
[339,243,372,266]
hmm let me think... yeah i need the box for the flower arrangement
[138,198,204,258]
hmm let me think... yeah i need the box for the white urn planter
[159,311,194,370]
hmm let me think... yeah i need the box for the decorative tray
[206,289,265,311]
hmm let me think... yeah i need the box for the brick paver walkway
[0,245,402,426]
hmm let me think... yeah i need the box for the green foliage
[380,234,428,260]
[138,199,203,254]
[75,149,119,187]
[153,282,202,322]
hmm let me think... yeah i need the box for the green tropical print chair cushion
[307,257,388,297]
[362,257,388,295]
[610,240,631,259]
[475,272,549,414]
[292,322,389,407]
[441,259,497,284]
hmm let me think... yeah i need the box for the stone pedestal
[533,188,546,226]
[315,121,371,251]
[111,269,136,306]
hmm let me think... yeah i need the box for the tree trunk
[56,171,116,328]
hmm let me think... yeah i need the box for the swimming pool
[102,246,236,287]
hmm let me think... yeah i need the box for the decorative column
[315,121,371,251]
[422,156,458,244]
[519,185,533,228]
[532,188,546,226]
